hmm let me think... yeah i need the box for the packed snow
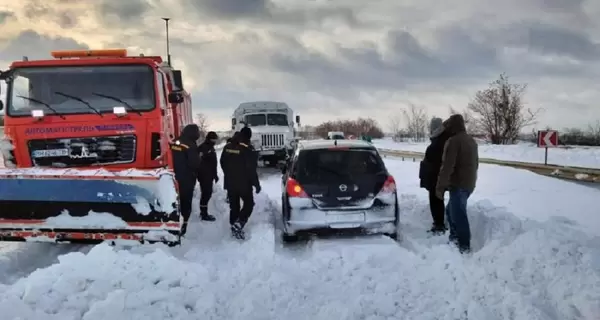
[0,154,598,319]
[374,138,600,169]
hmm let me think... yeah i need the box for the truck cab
[0,49,192,170]
[231,101,300,166]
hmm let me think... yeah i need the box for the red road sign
[537,130,558,147]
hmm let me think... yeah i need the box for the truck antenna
[161,17,172,66]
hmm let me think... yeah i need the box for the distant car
[279,139,399,242]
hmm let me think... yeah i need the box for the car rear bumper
[285,206,397,234]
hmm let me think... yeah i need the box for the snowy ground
[0,154,598,319]
[374,138,600,169]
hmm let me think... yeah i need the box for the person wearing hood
[435,114,479,253]
[170,124,202,235]
[196,131,219,221]
[219,127,261,239]
[419,117,451,234]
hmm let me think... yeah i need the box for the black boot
[427,224,447,235]
[200,206,216,221]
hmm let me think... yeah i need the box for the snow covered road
[0,157,598,319]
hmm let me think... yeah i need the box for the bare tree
[195,113,209,140]
[588,121,600,145]
[402,104,428,142]
[387,114,403,141]
[467,73,540,144]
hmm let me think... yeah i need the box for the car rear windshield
[296,147,386,182]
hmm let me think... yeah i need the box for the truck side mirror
[171,70,184,91]
[232,118,236,125]
[0,100,3,111]
[168,92,184,104]
[295,115,300,124]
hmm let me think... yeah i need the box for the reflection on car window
[299,149,384,181]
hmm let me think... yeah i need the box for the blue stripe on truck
[0,178,157,203]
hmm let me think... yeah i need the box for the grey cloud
[0,11,14,24]
[0,30,88,62]
[501,22,600,61]
[99,0,152,23]
[188,0,360,27]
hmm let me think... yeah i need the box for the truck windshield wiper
[54,91,103,117]
[16,95,66,119]
[91,92,142,115]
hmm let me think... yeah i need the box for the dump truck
[0,49,193,246]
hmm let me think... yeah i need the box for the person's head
[240,127,252,141]
[444,114,466,135]
[205,131,218,145]
[181,124,201,141]
[429,117,444,135]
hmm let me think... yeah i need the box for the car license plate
[327,213,364,223]
[32,149,69,158]
[261,150,275,155]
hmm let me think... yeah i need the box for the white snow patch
[131,196,152,216]
[0,156,599,319]
[374,137,600,169]
[44,210,128,229]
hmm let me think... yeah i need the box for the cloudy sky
[1,0,599,131]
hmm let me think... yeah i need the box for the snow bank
[374,138,600,169]
[44,211,128,229]
[0,157,599,319]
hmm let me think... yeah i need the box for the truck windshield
[6,65,155,117]
[244,113,288,126]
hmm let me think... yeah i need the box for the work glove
[255,185,262,194]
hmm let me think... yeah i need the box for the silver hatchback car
[279,139,399,242]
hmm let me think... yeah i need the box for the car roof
[297,139,375,151]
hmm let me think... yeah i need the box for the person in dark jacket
[419,117,451,234]
[436,114,479,254]
[223,131,239,204]
[170,124,202,236]
[196,131,219,221]
[219,127,261,239]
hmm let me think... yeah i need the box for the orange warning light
[50,49,127,59]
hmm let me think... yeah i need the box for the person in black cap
[219,127,261,239]
[196,131,219,221]
[170,124,202,236]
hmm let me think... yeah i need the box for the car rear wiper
[54,91,103,117]
[16,95,66,119]
[91,92,142,115]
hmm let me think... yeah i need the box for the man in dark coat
[219,127,261,239]
[419,117,451,234]
[223,131,239,204]
[436,114,479,254]
[170,124,202,236]
[196,131,219,221]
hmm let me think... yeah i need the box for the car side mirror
[168,92,184,104]
[171,70,184,91]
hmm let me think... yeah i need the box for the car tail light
[286,178,308,198]
[380,175,396,193]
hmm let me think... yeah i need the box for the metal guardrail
[377,148,600,183]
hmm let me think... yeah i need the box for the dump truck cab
[0,49,192,171]
[0,49,193,246]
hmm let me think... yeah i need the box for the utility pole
[161,17,171,66]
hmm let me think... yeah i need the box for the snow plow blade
[0,168,182,246]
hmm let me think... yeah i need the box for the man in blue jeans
[435,114,479,253]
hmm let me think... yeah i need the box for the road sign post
[537,130,559,165]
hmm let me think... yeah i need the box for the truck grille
[261,134,285,148]
[28,135,136,167]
